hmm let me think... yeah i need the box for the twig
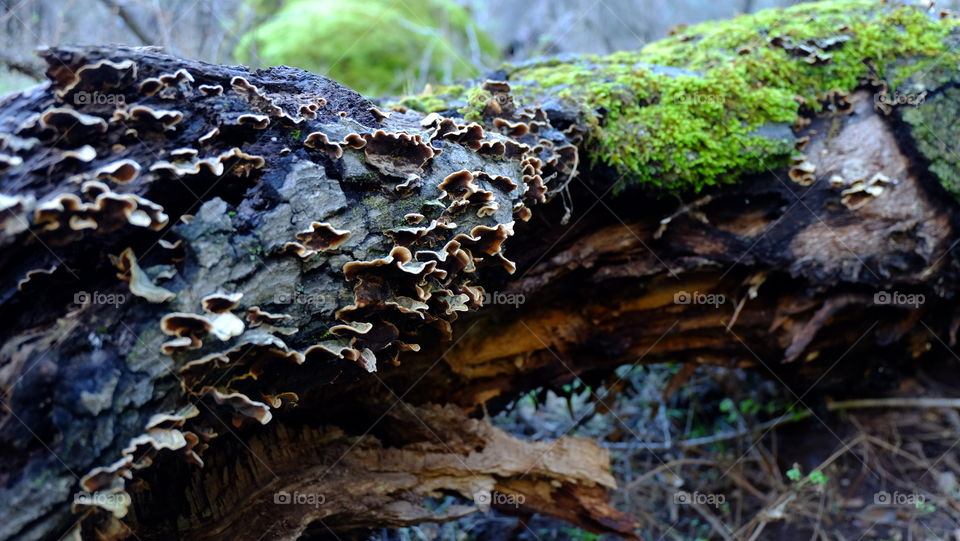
[625,458,716,490]
[746,520,768,541]
[690,502,734,541]
[99,0,153,45]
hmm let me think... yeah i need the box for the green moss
[235,0,498,96]
[493,1,960,192]
[393,84,466,113]
[459,86,493,122]
[901,87,960,196]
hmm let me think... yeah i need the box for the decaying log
[140,403,635,540]
[2,2,960,539]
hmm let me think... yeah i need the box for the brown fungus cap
[304,132,344,159]
[112,247,176,303]
[493,118,530,138]
[201,292,244,314]
[438,170,478,200]
[246,306,293,327]
[342,133,366,149]
[57,58,137,100]
[198,84,223,97]
[41,107,108,137]
[94,159,141,184]
[362,130,437,178]
[237,114,271,130]
[58,145,97,163]
[126,105,183,129]
[160,312,213,338]
[204,389,272,425]
[295,221,351,251]
[369,106,392,122]
[138,78,163,96]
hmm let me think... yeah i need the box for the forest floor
[373,360,960,540]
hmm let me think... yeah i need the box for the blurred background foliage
[5,0,960,97]
[234,0,499,95]
[0,0,830,97]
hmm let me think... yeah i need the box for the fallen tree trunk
[2,2,960,540]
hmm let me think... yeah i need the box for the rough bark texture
[1,2,959,540]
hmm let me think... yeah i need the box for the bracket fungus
[304,131,344,159]
[125,105,184,130]
[341,132,367,149]
[362,130,437,178]
[295,222,351,251]
[160,313,213,353]
[201,292,244,314]
[839,172,897,210]
[205,389,273,425]
[789,158,817,186]
[138,78,163,96]
[94,159,141,184]
[0,153,23,173]
[237,113,271,130]
[112,247,176,303]
[41,107,108,138]
[475,171,517,193]
[158,68,195,86]
[33,187,167,244]
[56,58,137,99]
[230,76,284,117]
[58,145,97,164]
[369,106,392,122]
[198,127,219,144]
[384,219,456,246]
[198,84,223,97]
[16,265,58,292]
[284,222,351,259]
[246,306,294,328]
[493,118,530,137]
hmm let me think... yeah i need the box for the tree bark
[1,3,959,540]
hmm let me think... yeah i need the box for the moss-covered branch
[405,0,960,193]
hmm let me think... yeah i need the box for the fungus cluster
[833,172,897,210]
[55,58,138,100]
[362,129,438,178]
[159,292,248,353]
[31,44,585,536]
[789,157,817,186]
[32,182,167,244]
[283,221,351,258]
[768,34,850,65]
[74,404,203,519]
[139,68,195,97]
